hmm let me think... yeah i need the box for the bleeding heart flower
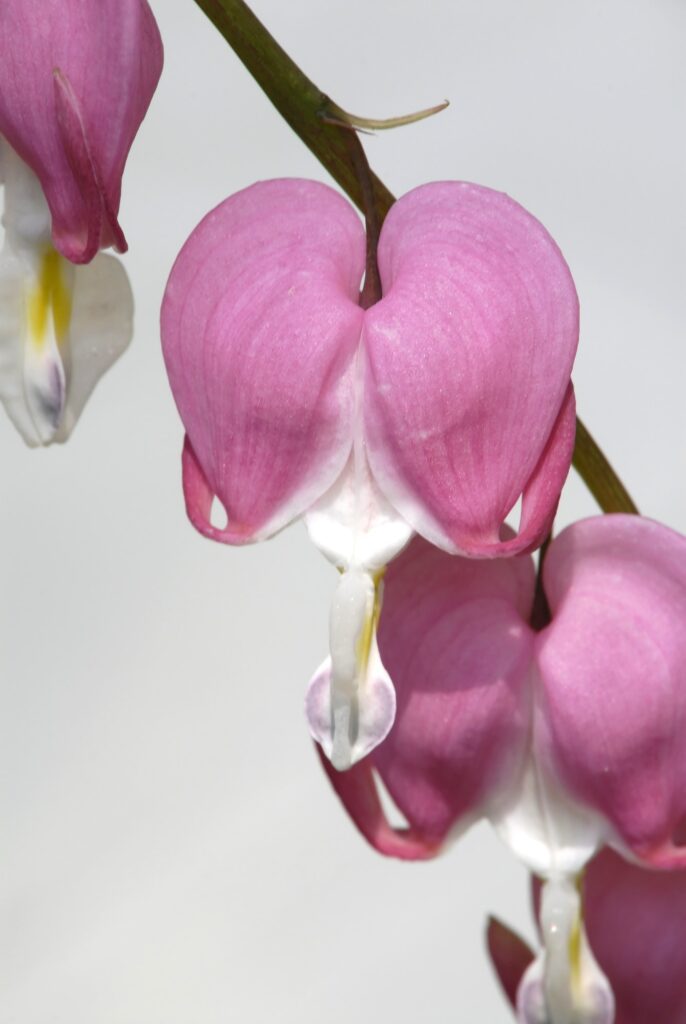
[0,0,163,446]
[488,849,686,1024]
[161,177,579,769]
[319,515,686,1020]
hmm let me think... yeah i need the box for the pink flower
[488,850,686,1023]
[0,0,163,445]
[161,177,578,768]
[319,515,686,1019]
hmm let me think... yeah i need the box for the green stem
[572,418,638,514]
[190,0,639,517]
[191,0,393,222]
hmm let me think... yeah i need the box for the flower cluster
[318,516,686,1021]
[161,177,577,769]
[3,4,682,1021]
[0,0,162,446]
[161,178,686,1021]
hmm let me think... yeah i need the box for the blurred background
[0,1,684,1020]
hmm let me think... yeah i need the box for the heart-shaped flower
[319,515,686,1019]
[161,177,579,768]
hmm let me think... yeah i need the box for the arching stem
[573,417,638,514]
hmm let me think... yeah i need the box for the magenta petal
[182,436,255,544]
[0,0,162,260]
[162,180,365,544]
[53,70,128,260]
[316,746,440,861]
[486,916,535,1011]
[363,181,579,555]
[467,384,576,557]
[369,537,535,846]
[583,850,686,1024]
[537,516,686,867]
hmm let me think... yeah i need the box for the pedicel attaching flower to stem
[0,0,163,446]
[161,175,579,770]
[319,515,686,1021]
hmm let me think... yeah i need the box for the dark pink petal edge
[53,68,127,263]
[316,745,441,861]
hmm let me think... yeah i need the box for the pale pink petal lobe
[584,850,686,1024]
[162,180,365,544]
[373,537,535,844]
[537,515,686,868]
[318,537,536,852]
[363,181,579,555]
[470,383,576,556]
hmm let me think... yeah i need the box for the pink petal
[486,916,535,1011]
[315,746,439,861]
[0,0,162,261]
[162,180,365,543]
[363,181,579,555]
[537,515,686,868]
[583,850,686,1024]
[326,536,536,850]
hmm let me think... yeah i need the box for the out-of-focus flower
[319,515,686,1020]
[488,849,686,1023]
[0,0,163,446]
[161,177,578,768]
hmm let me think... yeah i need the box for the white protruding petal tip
[517,959,614,1024]
[24,345,67,445]
[305,655,396,770]
[0,145,133,446]
[53,252,133,443]
[517,877,615,1024]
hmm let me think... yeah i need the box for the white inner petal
[306,569,396,771]
[53,252,133,443]
[305,450,414,570]
[0,139,132,446]
[492,665,610,876]
[494,752,608,877]
[305,349,413,572]
[304,352,407,769]
[516,877,615,1024]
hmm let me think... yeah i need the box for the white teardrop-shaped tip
[517,958,614,1024]
[305,654,396,771]
[516,876,615,1024]
[24,346,67,444]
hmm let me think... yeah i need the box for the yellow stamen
[568,872,584,1000]
[355,568,386,672]
[26,247,73,351]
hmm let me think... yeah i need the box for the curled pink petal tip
[0,0,163,261]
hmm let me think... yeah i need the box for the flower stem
[190,0,394,223]
[190,0,639,517]
[340,130,382,308]
[530,535,552,631]
[572,418,638,514]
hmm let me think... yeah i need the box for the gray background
[0,1,684,1020]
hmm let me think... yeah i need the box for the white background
[1,1,685,1021]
